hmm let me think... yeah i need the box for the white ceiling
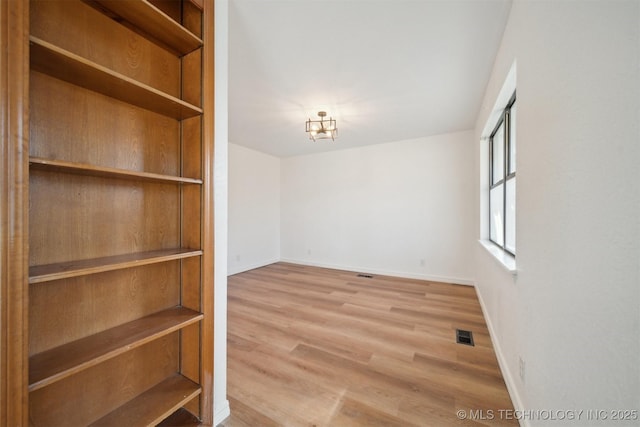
[229,0,512,158]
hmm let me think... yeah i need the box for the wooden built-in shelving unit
[0,0,216,425]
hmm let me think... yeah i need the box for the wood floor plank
[331,397,421,427]
[221,262,518,427]
[223,397,280,427]
[227,349,344,426]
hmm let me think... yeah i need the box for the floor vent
[357,273,374,278]
[456,329,475,346]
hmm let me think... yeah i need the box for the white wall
[474,1,640,424]
[228,143,281,275]
[213,0,230,423]
[281,131,476,284]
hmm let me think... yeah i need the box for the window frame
[489,91,516,256]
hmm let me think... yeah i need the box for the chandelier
[305,111,337,141]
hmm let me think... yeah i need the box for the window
[489,92,516,255]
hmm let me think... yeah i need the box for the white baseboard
[475,288,527,427]
[227,258,280,276]
[213,399,231,426]
[279,258,475,286]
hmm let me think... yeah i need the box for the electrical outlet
[519,357,525,382]
[307,249,311,255]
[235,254,241,262]
[419,258,425,267]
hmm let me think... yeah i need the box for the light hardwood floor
[220,263,518,427]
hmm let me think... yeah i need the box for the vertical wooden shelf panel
[0,0,30,424]
[25,0,214,425]
[179,0,207,418]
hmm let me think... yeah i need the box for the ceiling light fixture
[305,111,337,141]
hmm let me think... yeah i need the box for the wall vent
[456,329,475,346]
[357,273,373,278]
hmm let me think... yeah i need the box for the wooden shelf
[30,157,203,185]
[29,307,203,391]
[91,0,203,55]
[157,408,202,427]
[29,36,203,120]
[89,374,201,427]
[29,249,203,284]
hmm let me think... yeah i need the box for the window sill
[478,240,517,276]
